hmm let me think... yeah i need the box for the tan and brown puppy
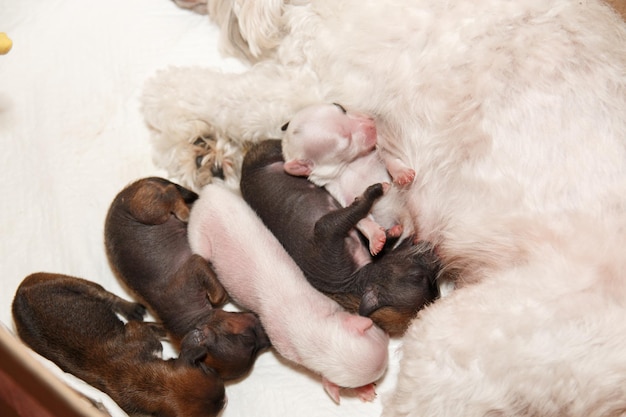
[12,272,226,417]
[104,177,269,380]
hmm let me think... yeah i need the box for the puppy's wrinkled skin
[241,140,439,336]
[187,183,389,403]
[105,177,269,380]
[12,273,226,417]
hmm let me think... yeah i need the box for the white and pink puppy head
[296,310,389,403]
[281,103,378,181]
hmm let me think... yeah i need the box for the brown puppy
[240,140,440,336]
[12,272,226,417]
[104,177,269,380]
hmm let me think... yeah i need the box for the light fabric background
[0,1,402,416]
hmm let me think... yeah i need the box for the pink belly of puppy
[187,184,389,402]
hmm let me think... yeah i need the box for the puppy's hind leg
[181,255,228,307]
[158,255,229,338]
[75,280,146,323]
[379,146,416,186]
[18,273,147,322]
[356,215,388,256]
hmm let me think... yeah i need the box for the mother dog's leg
[141,64,323,189]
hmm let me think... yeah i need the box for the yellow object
[0,33,13,55]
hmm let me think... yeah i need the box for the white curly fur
[143,0,626,414]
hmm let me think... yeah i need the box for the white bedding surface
[0,1,402,415]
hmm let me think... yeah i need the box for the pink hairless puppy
[187,183,389,403]
[281,103,416,255]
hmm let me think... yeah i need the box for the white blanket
[0,1,401,415]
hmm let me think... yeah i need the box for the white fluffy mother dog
[142,0,626,415]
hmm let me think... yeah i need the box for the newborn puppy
[282,103,415,255]
[104,177,270,380]
[241,140,439,336]
[187,183,390,404]
[12,272,225,417]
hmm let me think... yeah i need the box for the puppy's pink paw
[353,383,377,402]
[323,379,378,404]
[393,168,416,186]
[369,228,387,256]
[322,378,342,404]
[386,224,403,238]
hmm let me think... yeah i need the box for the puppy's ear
[283,159,313,177]
[359,286,384,317]
[179,345,209,367]
[281,122,289,132]
[341,313,374,336]
[178,327,217,366]
[198,362,220,377]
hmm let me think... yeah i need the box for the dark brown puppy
[104,177,269,380]
[240,140,440,336]
[12,272,225,417]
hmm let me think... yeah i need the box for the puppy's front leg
[174,255,229,307]
[23,273,147,322]
[379,147,415,186]
[313,183,385,244]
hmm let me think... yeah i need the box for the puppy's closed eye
[332,103,347,113]
[281,122,290,131]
